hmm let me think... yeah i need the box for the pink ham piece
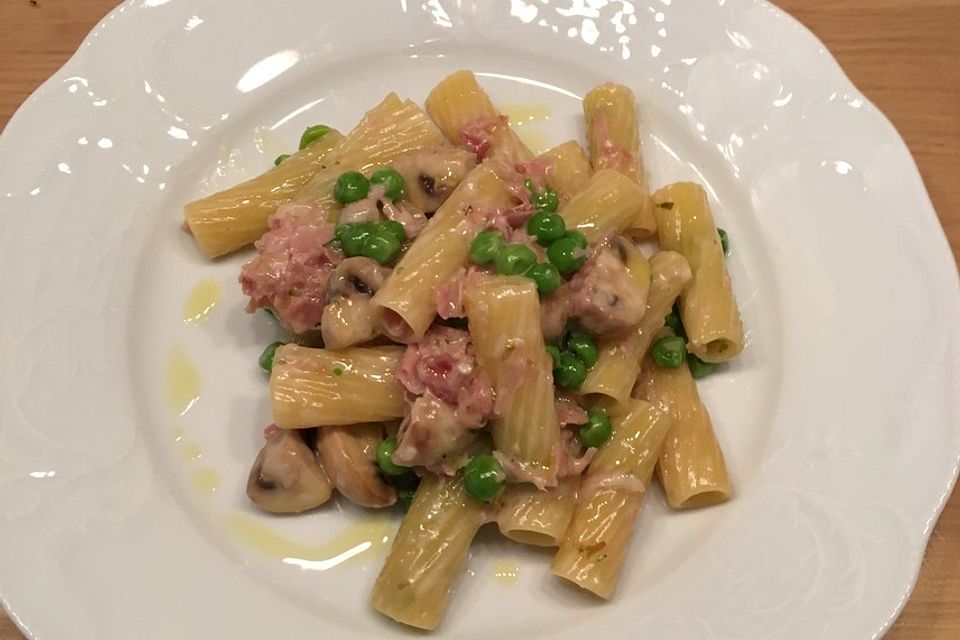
[460,115,505,161]
[239,203,342,334]
[393,326,495,468]
[555,394,589,428]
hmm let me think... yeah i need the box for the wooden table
[1,0,958,638]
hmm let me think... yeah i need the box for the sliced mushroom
[392,146,477,214]
[247,428,332,513]
[321,257,392,349]
[315,424,397,508]
[569,241,649,334]
[393,393,477,468]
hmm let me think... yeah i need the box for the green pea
[259,341,285,374]
[664,308,685,337]
[463,455,506,503]
[361,230,403,264]
[687,354,716,379]
[565,230,588,249]
[397,488,416,512]
[333,171,370,204]
[379,220,406,245]
[526,211,566,245]
[338,223,376,257]
[717,227,730,256]
[526,262,563,296]
[566,333,599,368]
[652,335,687,369]
[547,236,585,275]
[533,187,559,213]
[546,344,562,369]
[579,408,612,448]
[376,437,409,477]
[299,124,332,150]
[370,167,407,200]
[274,154,290,166]
[469,230,503,266]
[494,244,537,276]
[554,352,588,390]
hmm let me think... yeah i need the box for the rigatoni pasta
[270,345,406,428]
[183,129,344,258]
[426,70,533,164]
[464,275,561,488]
[653,182,744,362]
[372,163,514,342]
[558,168,646,243]
[496,477,578,547]
[371,473,486,630]
[191,72,749,630]
[583,82,657,237]
[638,354,732,509]
[552,400,671,598]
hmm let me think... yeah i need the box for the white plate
[1,1,958,638]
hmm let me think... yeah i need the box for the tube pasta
[425,70,533,164]
[294,94,445,216]
[539,140,592,203]
[558,169,646,243]
[464,275,561,487]
[183,130,344,258]
[270,345,406,428]
[371,473,487,630]
[579,239,653,406]
[497,477,578,547]
[583,82,656,237]
[372,163,514,342]
[552,400,670,598]
[653,182,744,362]
[638,358,732,509]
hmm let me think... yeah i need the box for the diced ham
[396,326,494,426]
[393,392,477,467]
[460,116,505,161]
[492,451,555,491]
[517,155,554,190]
[555,394,589,428]
[553,431,597,477]
[239,203,342,334]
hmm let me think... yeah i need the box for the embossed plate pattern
[1,1,958,639]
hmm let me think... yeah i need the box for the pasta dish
[182,70,744,630]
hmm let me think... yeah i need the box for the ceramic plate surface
[1,0,958,638]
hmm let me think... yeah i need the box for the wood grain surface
[1,1,958,638]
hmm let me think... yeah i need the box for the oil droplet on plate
[225,512,395,571]
[166,345,200,415]
[492,558,520,585]
[179,441,203,461]
[183,278,221,325]
[501,103,553,154]
[191,467,220,493]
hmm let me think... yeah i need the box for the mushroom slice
[315,424,397,508]
[569,241,649,334]
[322,257,392,349]
[392,146,477,214]
[247,428,332,513]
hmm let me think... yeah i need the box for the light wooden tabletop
[1,1,958,638]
